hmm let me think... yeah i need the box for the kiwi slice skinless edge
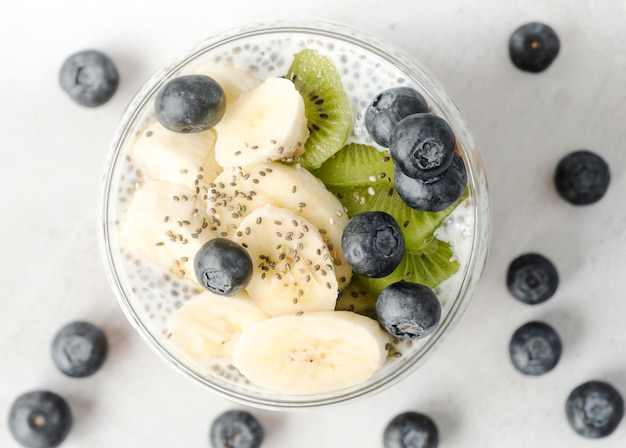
[285,49,352,170]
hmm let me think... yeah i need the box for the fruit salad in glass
[99,20,490,409]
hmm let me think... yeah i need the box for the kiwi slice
[317,142,464,301]
[313,142,395,187]
[334,276,377,319]
[314,143,468,250]
[335,238,459,317]
[357,237,460,298]
[285,49,352,170]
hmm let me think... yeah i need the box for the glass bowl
[98,20,490,410]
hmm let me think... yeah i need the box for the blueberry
[341,211,405,278]
[59,50,119,107]
[375,282,441,340]
[383,411,439,448]
[509,22,560,73]
[393,153,467,212]
[554,150,610,205]
[51,321,108,378]
[506,253,559,305]
[508,321,562,376]
[566,381,624,438]
[8,390,72,448]
[364,87,429,148]
[209,410,264,448]
[155,74,226,133]
[194,238,253,296]
[389,113,456,181]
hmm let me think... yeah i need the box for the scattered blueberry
[509,22,560,73]
[383,411,439,448]
[194,238,253,296]
[59,50,119,107]
[389,113,457,181]
[341,211,405,278]
[375,281,441,340]
[508,321,562,376]
[554,150,610,205]
[209,410,264,448]
[51,321,108,378]
[155,74,226,133]
[506,253,559,305]
[364,87,429,148]
[8,390,73,448]
[566,381,624,438]
[393,153,467,212]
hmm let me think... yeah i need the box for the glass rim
[98,19,491,410]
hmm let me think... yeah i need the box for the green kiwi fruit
[334,276,377,319]
[314,143,468,250]
[285,49,352,170]
[335,238,459,317]
[356,237,460,298]
[317,142,465,306]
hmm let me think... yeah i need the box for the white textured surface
[2,1,626,447]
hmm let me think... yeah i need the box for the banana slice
[192,62,262,105]
[232,311,391,394]
[207,162,352,290]
[118,180,216,281]
[167,290,268,364]
[214,77,309,167]
[129,120,222,192]
[232,204,338,316]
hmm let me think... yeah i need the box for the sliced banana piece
[232,310,391,394]
[192,62,262,105]
[214,77,309,167]
[207,162,352,290]
[129,120,222,192]
[167,290,268,364]
[118,180,216,281]
[232,204,338,316]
